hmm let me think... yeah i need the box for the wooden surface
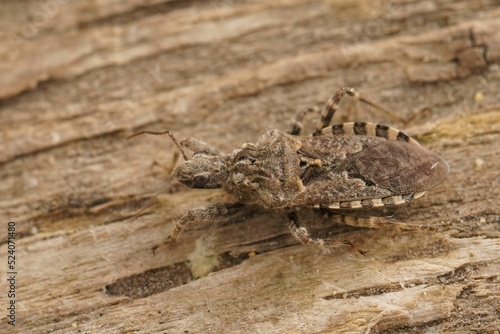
[1,0,499,333]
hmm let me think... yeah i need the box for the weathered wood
[0,1,499,333]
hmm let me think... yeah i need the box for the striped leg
[287,212,365,254]
[313,87,404,136]
[313,87,357,136]
[152,203,244,253]
[289,107,318,135]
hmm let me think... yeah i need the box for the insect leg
[313,87,404,136]
[334,215,429,231]
[313,87,358,136]
[289,107,318,135]
[152,203,244,253]
[288,212,325,249]
[152,150,180,174]
[287,212,365,254]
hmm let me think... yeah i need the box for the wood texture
[0,0,499,333]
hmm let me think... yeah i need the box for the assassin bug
[129,87,449,253]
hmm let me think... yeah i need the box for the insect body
[131,88,449,252]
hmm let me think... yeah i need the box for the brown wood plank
[0,1,499,333]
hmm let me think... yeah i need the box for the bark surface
[0,1,499,333]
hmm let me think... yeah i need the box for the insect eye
[193,174,210,186]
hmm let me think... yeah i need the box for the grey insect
[130,87,449,253]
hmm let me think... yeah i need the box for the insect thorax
[225,130,306,209]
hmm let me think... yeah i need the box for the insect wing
[342,140,449,194]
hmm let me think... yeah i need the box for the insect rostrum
[130,87,449,253]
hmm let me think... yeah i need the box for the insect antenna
[127,130,189,161]
[127,130,186,222]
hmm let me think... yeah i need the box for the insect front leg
[152,203,244,253]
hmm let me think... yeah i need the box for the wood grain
[0,0,499,333]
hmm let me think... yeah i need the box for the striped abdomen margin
[321,122,421,146]
[311,191,426,209]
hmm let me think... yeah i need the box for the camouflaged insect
[130,87,449,252]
